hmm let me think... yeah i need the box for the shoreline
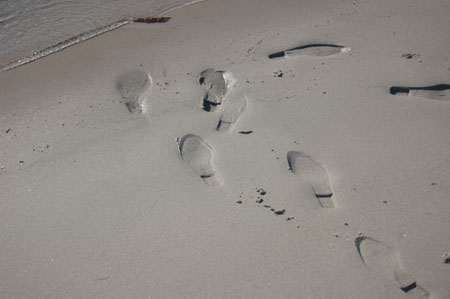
[0,0,205,73]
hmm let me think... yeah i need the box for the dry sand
[1,0,450,298]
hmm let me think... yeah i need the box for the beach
[1,0,450,298]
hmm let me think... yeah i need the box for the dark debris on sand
[274,209,285,215]
[133,17,171,23]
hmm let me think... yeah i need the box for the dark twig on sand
[133,17,171,23]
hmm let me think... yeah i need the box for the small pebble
[236,200,242,204]
[274,209,285,215]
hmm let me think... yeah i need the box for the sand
[1,0,450,298]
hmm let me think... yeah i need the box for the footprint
[217,96,248,131]
[390,84,450,101]
[269,44,351,59]
[287,151,333,208]
[178,134,223,186]
[199,69,235,111]
[355,236,430,298]
[117,70,153,113]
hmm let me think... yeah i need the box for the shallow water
[0,0,198,70]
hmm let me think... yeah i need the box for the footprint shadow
[287,151,334,208]
[116,70,153,113]
[178,134,223,186]
[217,96,248,132]
[199,69,233,112]
[390,84,450,100]
[355,235,430,299]
[269,43,351,59]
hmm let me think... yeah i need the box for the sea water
[0,0,199,71]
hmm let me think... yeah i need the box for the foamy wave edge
[0,19,131,73]
[0,0,205,73]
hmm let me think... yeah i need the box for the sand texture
[1,0,450,298]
